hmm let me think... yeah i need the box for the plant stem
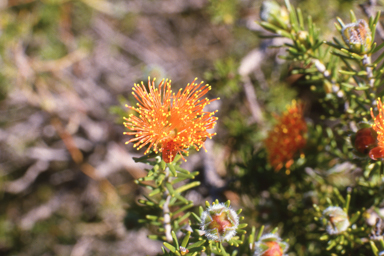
[363,54,374,87]
[163,167,173,242]
[313,59,331,81]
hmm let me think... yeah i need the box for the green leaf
[146,215,159,221]
[341,83,355,89]
[181,231,191,248]
[256,225,265,241]
[355,86,370,91]
[157,173,166,186]
[187,239,206,249]
[167,163,177,177]
[137,175,156,182]
[248,226,256,246]
[163,242,176,252]
[339,70,356,75]
[284,0,292,11]
[199,206,204,216]
[288,7,299,31]
[160,160,166,170]
[175,181,201,193]
[312,40,323,51]
[237,223,248,229]
[308,15,313,39]
[333,37,345,48]
[138,199,155,206]
[149,221,162,226]
[132,152,158,163]
[297,8,304,30]
[370,241,379,256]
[270,12,288,30]
[174,212,191,227]
[165,183,175,197]
[171,172,196,181]
[357,70,368,76]
[191,212,202,223]
[326,239,337,250]
[174,192,189,204]
[333,187,345,205]
[175,166,191,174]
[350,211,361,224]
[172,204,194,217]
[171,231,179,249]
[277,29,293,39]
[336,17,345,29]
[149,188,161,197]
[372,11,381,31]
[259,21,281,33]
[148,235,160,240]
[237,229,247,234]
[349,10,357,23]
[345,193,351,212]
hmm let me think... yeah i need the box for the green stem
[163,167,173,242]
[363,54,375,88]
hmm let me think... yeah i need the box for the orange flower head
[369,98,384,160]
[262,241,284,256]
[123,77,219,163]
[264,101,307,171]
[254,233,289,256]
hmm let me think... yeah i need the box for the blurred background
[0,0,376,255]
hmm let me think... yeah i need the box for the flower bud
[200,202,239,242]
[322,206,350,235]
[341,19,372,54]
[179,246,189,255]
[254,233,289,256]
[260,1,289,29]
[353,127,377,155]
[296,31,310,49]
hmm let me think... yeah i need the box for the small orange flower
[124,77,219,163]
[264,101,307,171]
[254,233,289,256]
[261,241,284,256]
[369,98,384,160]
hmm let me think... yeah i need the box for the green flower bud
[179,246,189,255]
[200,202,239,242]
[341,19,372,54]
[322,206,350,235]
[296,31,310,49]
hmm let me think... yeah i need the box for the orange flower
[369,98,384,160]
[261,241,284,256]
[264,101,307,171]
[123,77,219,163]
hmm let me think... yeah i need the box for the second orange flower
[369,98,384,160]
[264,101,307,171]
